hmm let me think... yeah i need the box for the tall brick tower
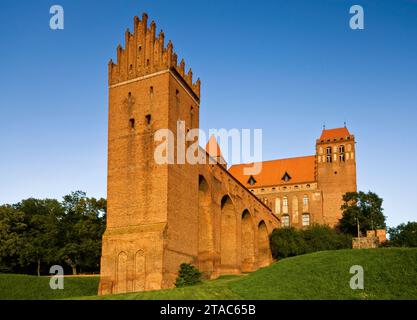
[316,126,357,226]
[98,13,201,295]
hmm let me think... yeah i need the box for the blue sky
[0,0,416,227]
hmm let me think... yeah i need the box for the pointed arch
[257,221,271,268]
[241,210,256,272]
[220,195,239,274]
[198,175,215,277]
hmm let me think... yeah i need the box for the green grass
[87,248,417,300]
[1,248,417,300]
[0,274,99,300]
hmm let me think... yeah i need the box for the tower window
[129,118,135,129]
[339,145,345,162]
[150,86,154,94]
[145,114,151,125]
[146,59,150,66]
[326,147,332,163]
[175,89,180,107]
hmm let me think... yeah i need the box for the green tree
[388,222,417,247]
[337,191,386,236]
[16,198,62,275]
[0,205,27,272]
[58,191,106,274]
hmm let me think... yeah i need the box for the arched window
[339,145,345,162]
[302,214,310,227]
[303,195,309,206]
[283,196,288,214]
[282,215,290,227]
[326,147,332,163]
[275,198,281,214]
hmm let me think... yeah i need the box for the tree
[58,191,106,274]
[15,198,62,276]
[337,191,386,236]
[388,222,417,247]
[0,205,27,272]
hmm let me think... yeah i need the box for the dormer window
[248,176,256,186]
[281,172,292,182]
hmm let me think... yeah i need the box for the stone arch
[116,251,128,293]
[198,175,215,277]
[241,210,256,272]
[220,195,239,274]
[257,221,271,268]
[134,250,145,291]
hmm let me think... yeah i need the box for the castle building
[99,13,357,295]
[229,127,357,228]
[99,14,280,295]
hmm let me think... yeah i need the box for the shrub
[175,263,202,287]
[270,224,352,260]
[270,227,306,259]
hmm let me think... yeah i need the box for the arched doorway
[198,175,215,278]
[257,221,271,268]
[241,210,255,272]
[220,195,238,274]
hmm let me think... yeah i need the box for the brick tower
[316,127,357,226]
[98,13,201,295]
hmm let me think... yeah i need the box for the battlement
[108,13,200,98]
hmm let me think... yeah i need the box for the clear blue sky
[1,0,416,227]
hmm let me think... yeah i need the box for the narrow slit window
[145,114,151,125]
[129,118,135,129]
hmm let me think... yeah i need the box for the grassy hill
[1,248,416,300]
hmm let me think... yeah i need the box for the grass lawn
[1,248,416,300]
[0,274,99,300]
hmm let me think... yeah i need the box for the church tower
[99,13,201,295]
[316,126,357,226]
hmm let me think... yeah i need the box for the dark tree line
[0,191,106,275]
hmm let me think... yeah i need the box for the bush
[270,227,305,259]
[175,263,202,287]
[270,224,352,260]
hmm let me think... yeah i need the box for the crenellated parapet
[108,13,200,98]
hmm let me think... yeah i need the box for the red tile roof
[228,155,316,188]
[320,127,351,140]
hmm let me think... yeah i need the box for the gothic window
[275,198,281,214]
[303,195,309,206]
[283,196,288,214]
[302,214,310,226]
[248,176,257,186]
[339,145,345,162]
[326,147,332,163]
[282,215,290,227]
[281,171,292,182]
